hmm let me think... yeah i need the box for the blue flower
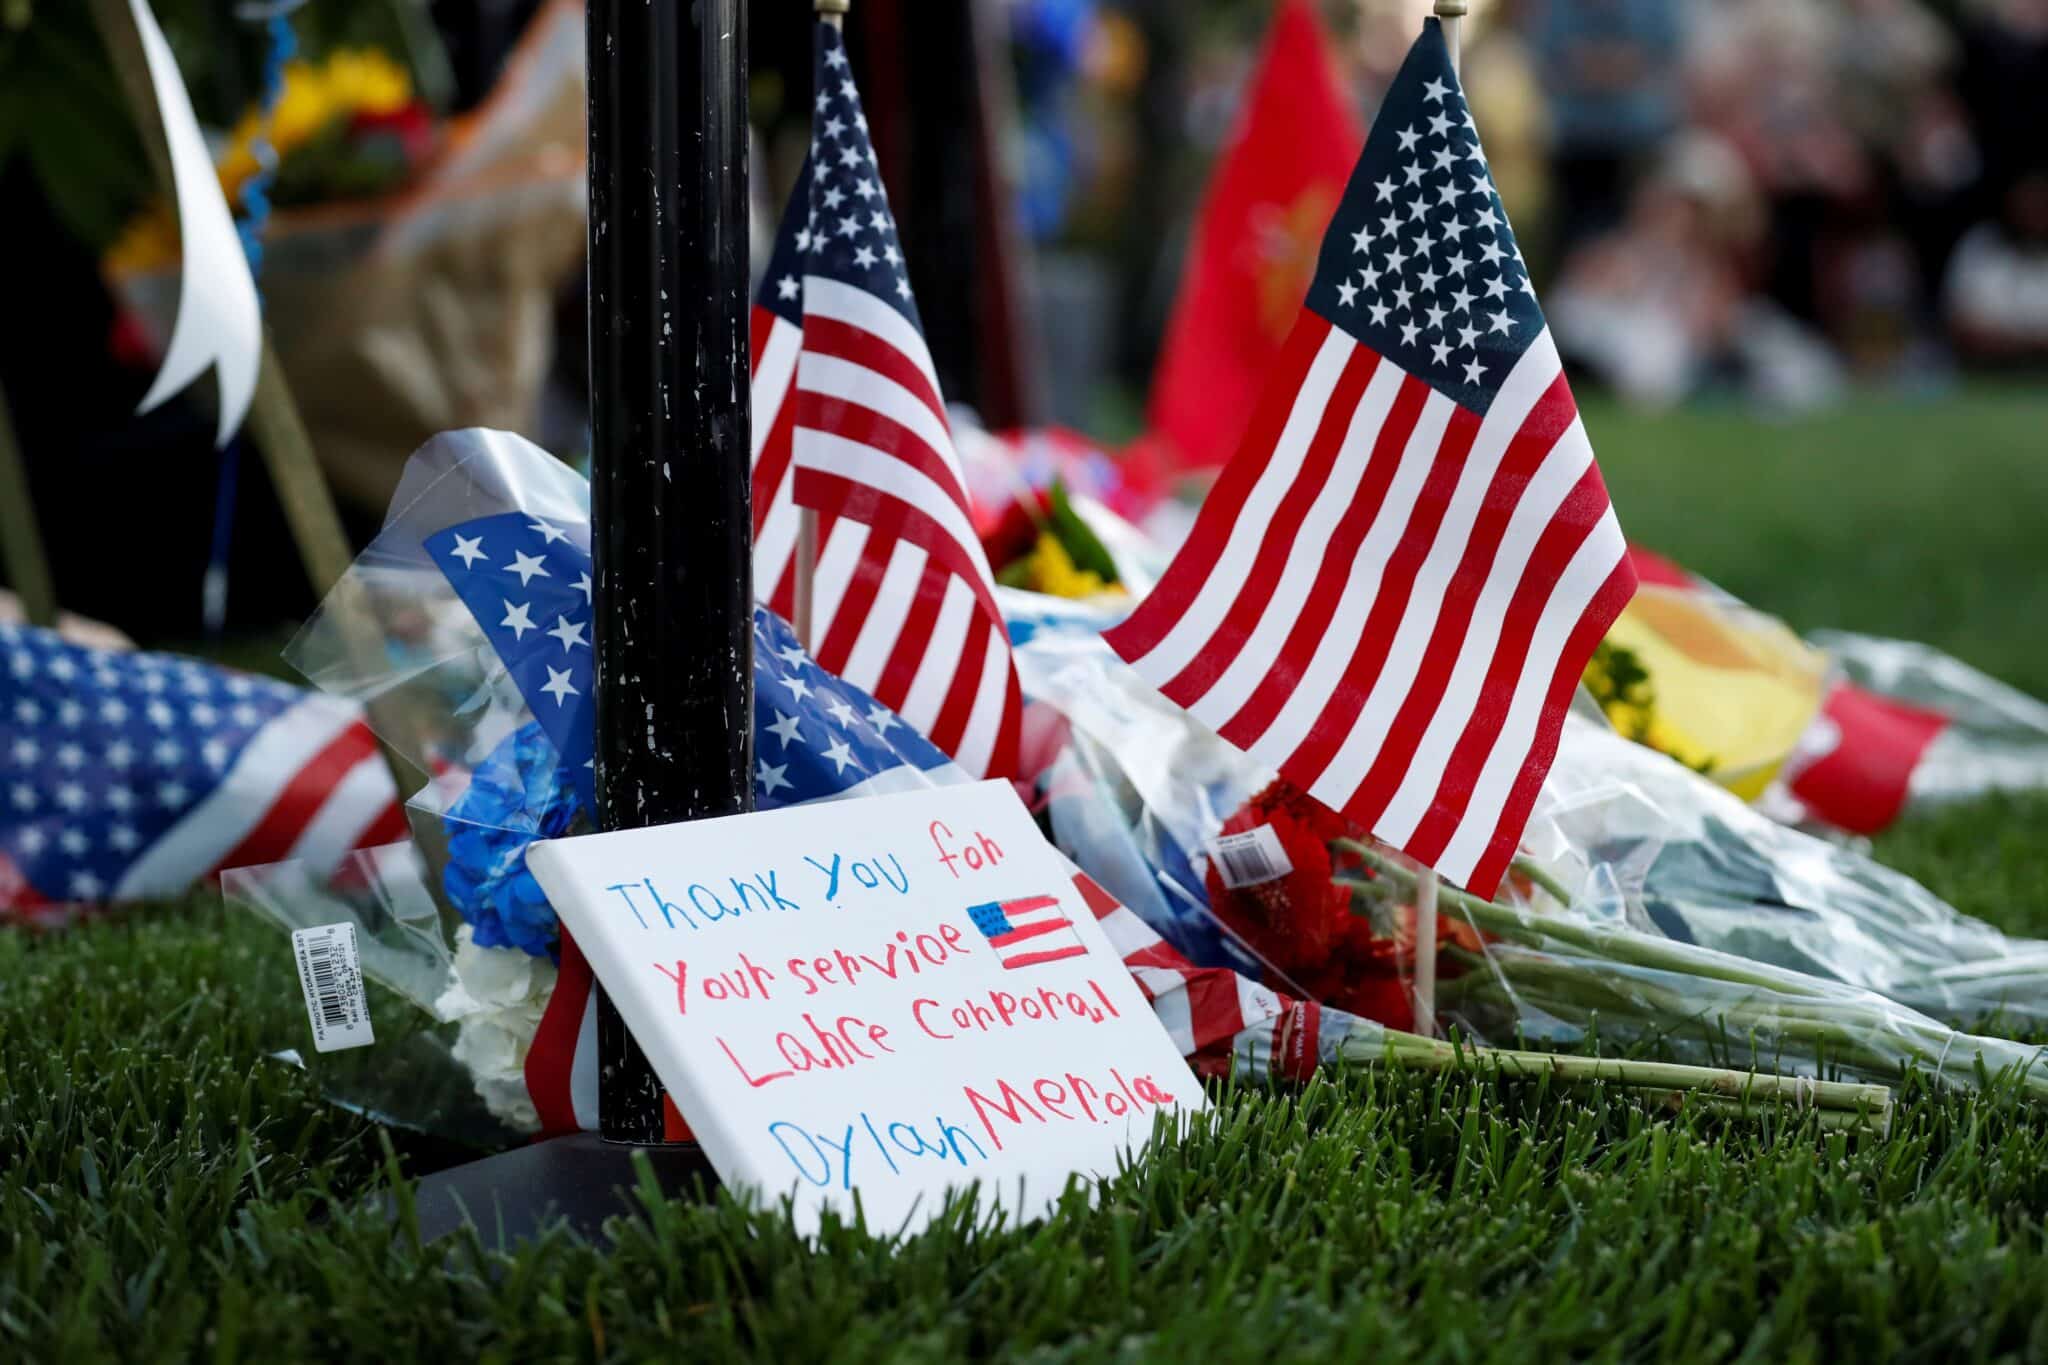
[440,722,586,959]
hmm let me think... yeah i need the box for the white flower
[434,925,556,1133]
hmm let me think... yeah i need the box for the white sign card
[525,779,1204,1236]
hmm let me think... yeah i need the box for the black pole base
[401,1135,722,1249]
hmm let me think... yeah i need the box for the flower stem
[1341,1027,1893,1134]
[1508,853,1576,908]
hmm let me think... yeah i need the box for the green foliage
[1045,482,1122,586]
[0,10,151,249]
[1581,640,1654,734]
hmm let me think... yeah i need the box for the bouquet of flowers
[104,47,436,276]
[103,2,589,514]
[1007,596,2048,1105]
[1603,548,2048,835]
[956,423,1167,602]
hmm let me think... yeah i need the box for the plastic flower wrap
[227,428,1410,1147]
[221,427,601,1134]
[1007,596,2047,1099]
[1615,547,2048,834]
[1583,552,1826,797]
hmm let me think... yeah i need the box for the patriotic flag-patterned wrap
[0,625,403,924]
[964,893,1090,971]
[783,19,1024,781]
[425,510,594,813]
[1106,19,1635,897]
[519,603,976,1135]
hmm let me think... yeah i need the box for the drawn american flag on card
[964,894,1089,971]
[1105,19,1635,898]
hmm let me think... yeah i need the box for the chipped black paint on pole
[586,0,752,1143]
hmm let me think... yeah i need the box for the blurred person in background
[1945,167,2048,364]
[1529,0,1685,260]
[1832,0,1979,365]
[1959,0,2048,207]
[1686,1,1870,332]
[1548,132,1755,407]
[1463,0,1554,280]
[1550,127,1851,411]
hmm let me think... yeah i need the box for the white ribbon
[127,0,262,447]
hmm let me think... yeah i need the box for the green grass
[7,386,2048,1361]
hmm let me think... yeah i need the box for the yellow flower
[321,49,415,116]
[1022,533,1118,600]
[103,206,180,274]
[105,50,417,274]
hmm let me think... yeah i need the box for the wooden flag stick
[1411,0,1472,1037]
[1436,0,1468,68]
[0,382,58,629]
[792,0,852,652]
[794,511,818,650]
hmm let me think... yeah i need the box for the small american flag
[0,625,404,922]
[1105,19,1635,898]
[783,18,1022,780]
[964,894,1090,971]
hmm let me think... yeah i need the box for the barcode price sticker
[1207,825,1294,889]
[291,923,375,1053]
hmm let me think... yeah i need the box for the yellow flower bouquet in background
[106,47,426,275]
[1583,548,1826,800]
[101,2,589,514]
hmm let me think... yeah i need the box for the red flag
[1785,685,1949,835]
[1145,0,1364,475]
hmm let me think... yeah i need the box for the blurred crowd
[1485,0,2048,406]
[1368,0,2048,406]
[1021,0,2048,411]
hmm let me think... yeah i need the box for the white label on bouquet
[525,780,1204,1238]
[1208,826,1294,889]
[292,923,375,1053]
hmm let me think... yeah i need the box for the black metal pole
[586,0,753,1143]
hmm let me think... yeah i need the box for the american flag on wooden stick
[1105,19,1635,898]
[764,18,1021,781]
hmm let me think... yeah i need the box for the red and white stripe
[118,696,406,899]
[786,276,1022,779]
[1106,315,1634,897]
[751,303,851,619]
[526,927,602,1135]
